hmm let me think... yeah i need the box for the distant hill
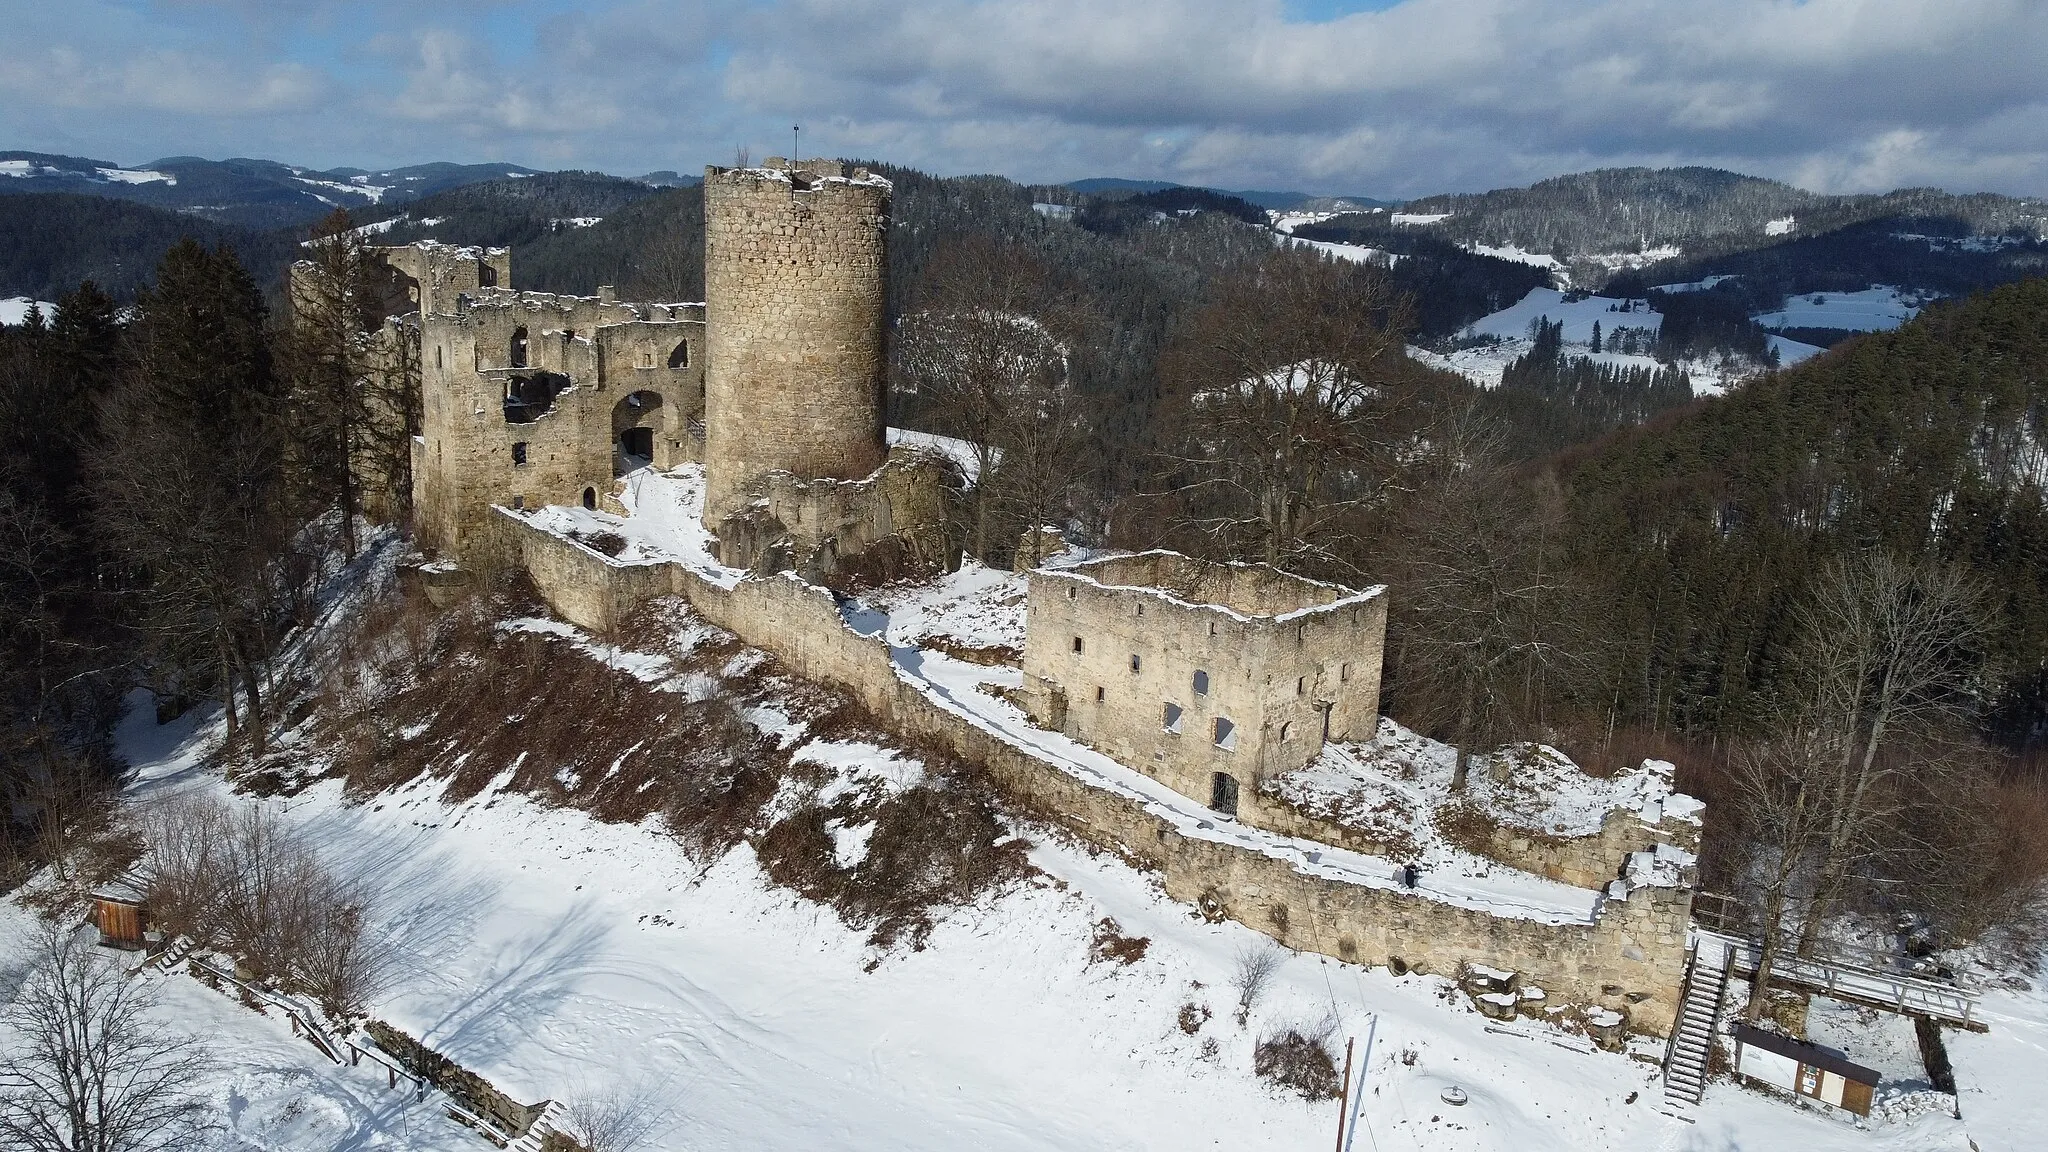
[1558,275,2048,740]
[1395,166,2046,273]
[1064,176,1394,212]
[349,172,668,251]
[0,192,295,302]
[0,151,545,229]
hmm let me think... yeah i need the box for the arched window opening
[510,326,528,368]
[1192,669,1210,695]
[582,487,597,510]
[668,341,689,369]
[613,391,667,476]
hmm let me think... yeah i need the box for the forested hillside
[0,194,296,302]
[1401,166,2045,264]
[1559,279,2048,744]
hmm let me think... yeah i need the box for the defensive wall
[1019,552,1387,815]
[497,514,1693,1035]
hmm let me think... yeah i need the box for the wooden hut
[1731,1021,1880,1116]
[89,874,151,951]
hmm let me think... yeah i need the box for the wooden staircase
[1663,939,1731,1108]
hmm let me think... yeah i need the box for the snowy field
[7,679,2033,1152]
[1,296,58,325]
[1753,288,1925,332]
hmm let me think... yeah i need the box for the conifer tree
[94,239,288,747]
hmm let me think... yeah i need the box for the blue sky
[4,0,2046,197]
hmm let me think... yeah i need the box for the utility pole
[793,124,800,161]
[1334,1035,1355,1152]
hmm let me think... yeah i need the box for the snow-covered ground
[1466,287,1658,344]
[1,296,58,325]
[1753,288,1925,333]
[1278,232,1400,265]
[6,654,2026,1151]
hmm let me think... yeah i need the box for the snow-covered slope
[7,681,2006,1152]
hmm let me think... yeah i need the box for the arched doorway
[612,390,667,475]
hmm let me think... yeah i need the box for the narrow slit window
[1192,669,1209,695]
[511,442,528,465]
[1296,676,1306,696]
[1163,703,1184,734]
[1130,654,1141,673]
[1072,636,1084,654]
[1280,721,1293,742]
[1340,662,1351,683]
[1095,686,1105,703]
[1208,621,1216,636]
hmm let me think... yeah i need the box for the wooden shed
[1732,1021,1880,1116]
[89,875,151,951]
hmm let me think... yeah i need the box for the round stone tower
[701,159,890,529]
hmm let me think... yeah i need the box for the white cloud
[5,0,2048,196]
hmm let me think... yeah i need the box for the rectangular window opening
[1192,669,1210,696]
[1162,703,1183,734]
[1213,716,1237,750]
[512,442,528,465]
[1072,636,1084,654]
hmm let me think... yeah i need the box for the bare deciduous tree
[894,237,1097,565]
[138,795,388,1017]
[1151,247,1414,574]
[0,922,214,1152]
[1385,409,1594,777]
[1230,939,1286,1027]
[559,1077,673,1152]
[1790,551,1990,951]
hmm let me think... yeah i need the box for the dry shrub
[1091,917,1150,965]
[922,637,1021,667]
[1430,800,1507,858]
[1178,1002,1211,1034]
[759,768,1033,949]
[1254,1023,1341,1101]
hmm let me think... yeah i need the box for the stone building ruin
[1020,551,1386,817]
[349,159,950,583]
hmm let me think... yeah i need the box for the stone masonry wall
[505,519,1691,1034]
[1020,557,1386,813]
[414,291,704,558]
[701,162,889,526]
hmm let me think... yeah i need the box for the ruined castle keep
[702,161,890,526]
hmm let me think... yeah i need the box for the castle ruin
[309,158,1703,1040]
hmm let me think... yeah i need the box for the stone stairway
[1663,940,1730,1108]
[507,1100,571,1152]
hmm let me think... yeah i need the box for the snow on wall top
[1037,549,1383,624]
